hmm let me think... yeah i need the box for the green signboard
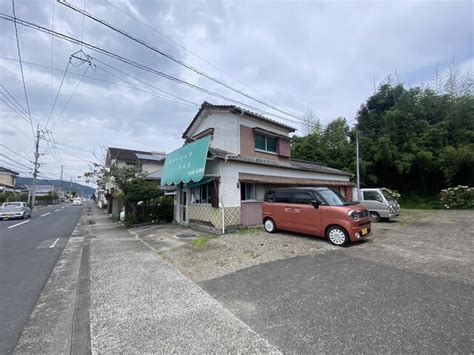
[161,136,211,186]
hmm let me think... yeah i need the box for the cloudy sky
[0,0,472,186]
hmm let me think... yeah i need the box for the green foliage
[292,117,353,171]
[440,186,474,209]
[356,83,473,196]
[399,195,442,210]
[85,164,173,226]
[293,76,473,201]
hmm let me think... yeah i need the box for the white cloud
[0,0,471,183]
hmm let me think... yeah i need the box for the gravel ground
[160,226,340,282]
[160,209,473,283]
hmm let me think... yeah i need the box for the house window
[241,182,256,201]
[255,134,277,153]
[191,182,212,204]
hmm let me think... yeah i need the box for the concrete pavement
[0,203,84,354]
[87,206,279,353]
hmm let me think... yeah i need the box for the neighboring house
[161,101,354,233]
[104,147,167,218]
[0,166,21,193]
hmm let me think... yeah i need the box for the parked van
[262,187,371,246]
[359,188,401,222]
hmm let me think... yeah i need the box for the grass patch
[191,235,218,247]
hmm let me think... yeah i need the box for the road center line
[54,209,61,212]
[7,220,30,229]
[40,212,51,217]
[49,237,60,248]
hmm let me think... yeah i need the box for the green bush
[440,186,474,209]
[399,195,442,209]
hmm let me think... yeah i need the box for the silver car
[0,202,32,220]
[359,188,401,222]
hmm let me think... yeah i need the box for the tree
[301,108,323,136]
[84,165,162,224]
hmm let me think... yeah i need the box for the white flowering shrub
[440,186,474,209]
[383,188,401,200]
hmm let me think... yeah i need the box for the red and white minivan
[262,187,372,246]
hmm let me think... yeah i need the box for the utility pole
[31,127,40,208]
[356,130,361,201]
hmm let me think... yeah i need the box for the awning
[161,136,211,186]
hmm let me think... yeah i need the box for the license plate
[361,227,368,236]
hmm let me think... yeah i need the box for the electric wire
[0,143,32,163]
[58,0,302,120]
[0,13,301,125]
[103,0,296,117]
[103,0,288,113]
[46,59,71,128]
[0,56,196,106]
[93,58,199,107]
[50,62,90,128]
[11,0,35,137]
[0,153,32,169]
[0,85,43,127]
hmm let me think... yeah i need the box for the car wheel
[326,226,349,246]
[263,218,277,233]
[369,211,381,223]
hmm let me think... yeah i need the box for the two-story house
[104,147,167,218]
[161,102,354,233]
[0,166,20,193]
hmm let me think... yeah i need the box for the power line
[103,0,287,112]
[11,0,35,138]
[0,143,32,163]
[46,59,71,127]
[50,62,90,128]
[93,58,199,107]
[0,85,43,127]
[0,153,32,169]
[59,0,302,120]
[0,96,32,124]
[0,55,198,107]
[0,13,302,126]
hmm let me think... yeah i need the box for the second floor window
[255,134,277,153]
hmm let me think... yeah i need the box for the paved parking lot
[164,209,473,353]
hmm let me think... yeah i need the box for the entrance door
[179,190,187,223]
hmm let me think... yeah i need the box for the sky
[0,0,472,186]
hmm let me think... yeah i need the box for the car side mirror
[311,200,320,208]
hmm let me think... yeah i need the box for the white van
[359,188,401,222]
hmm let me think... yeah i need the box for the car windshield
[2,202,22,208]
[317,189,349,206]
[381,189,396,201]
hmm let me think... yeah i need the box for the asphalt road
[0,203,84,354]
[201,252,473,353]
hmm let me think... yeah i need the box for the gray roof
[0,166,19,175]
[183,101,296,139]
[208,148,352,177]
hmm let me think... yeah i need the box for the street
[0,203,84,354]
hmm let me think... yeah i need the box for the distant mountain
[16,177,95,196]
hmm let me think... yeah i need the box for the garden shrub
[440,186,474,209]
